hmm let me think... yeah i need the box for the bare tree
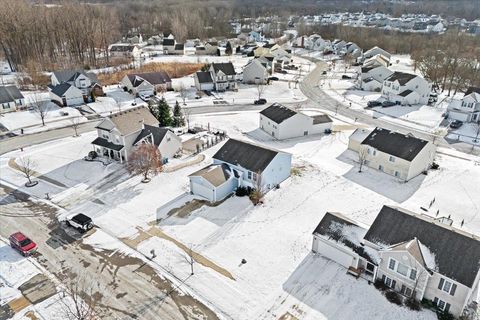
[177,83,188,105]
[183,244,195,276]
[249,171,264,205]
[358,146,368,173]
[30,94,50,126]
[71,117,82,137]
[128,143,163,182]
[17,157,37,187]
[58,273,102,320]
[184,107,193,130]
[256,83,266,101]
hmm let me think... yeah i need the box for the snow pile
[419,242,438,271]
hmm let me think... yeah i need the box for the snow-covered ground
[2,108,478,319]
[447,122,480,146]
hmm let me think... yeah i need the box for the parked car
[278,70,287,74]
[341,75,352,79]
[9,232,37,256]
[382,101,397,108]
[66,213,94,233]
[450,120,463,129]
[322,71,327,75]
[138,92,153,102]
[254,98,267,105]
[268,77,279,81]
[367,100,382,108]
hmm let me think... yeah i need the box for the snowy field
[2,108,479,319]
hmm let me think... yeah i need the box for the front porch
[92,137,126,163]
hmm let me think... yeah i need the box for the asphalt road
[0,185,219,320]
[300,60,480,155]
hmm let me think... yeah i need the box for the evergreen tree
[173,101,185,127]
[225,41,233,55]
[148,99,159,121]
[157,97,172,127]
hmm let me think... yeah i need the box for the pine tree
[148,99,159,121]
[157,97,172,127]
[173,101,185,127]
[225,41,233,55]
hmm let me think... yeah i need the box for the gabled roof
[163,39,175,46]
[133,124,170,146]
[196,71,213,84]
[189,163,232,187]
[213,139,282,173]
[364,205,480,288]
[50,83,77,97]
[0,85,24,104]
[52,70,97,84]
[312,114,332,124]
[127,72,171,86]
[260,103,298,124]
[174,44,184,50]
[385,72,418,85]
[465,87,480,96]
[399,89,414,97]
[313,212,375,263]
[92,137,124,151]
[102,107,159,136]
[110,44,137,52]
[361,127,429,161]
[387,238,429,270]
[211,62,236,76]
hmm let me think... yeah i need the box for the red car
[9,232,37,256]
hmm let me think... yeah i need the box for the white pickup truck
[66,213,94,233]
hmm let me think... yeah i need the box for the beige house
[348,127,436,181]
[312,205,480,318]
[92,107,181,163]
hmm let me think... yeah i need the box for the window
[409,269,417,280]
[379,165,384,171]
[252,172,258,181]
[304,131,308,136]
[389,156,395,162]
[247,171,252,180]
[438,278,457,296]
[372,149,377,156]
[383,275,396,289]
[397,263,409,277]
[388,259,396,270]
[433,298,450,312]
[400,285,413,297]
[394,171,400,177]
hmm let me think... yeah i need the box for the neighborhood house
[312,205,480,318]
[49,70,102,106]
[381,71,431,105]
[121,71,172,96]
[92,107,181,163]
[447,87,480,123]
[348,127,436,181]
[0,85,25,113]
[194,62,237,92]
[259,103,332,139]
[189,138,292,202]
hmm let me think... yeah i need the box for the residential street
[0,184,219,320]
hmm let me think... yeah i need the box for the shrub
[249,189,263,205]
[431,162,439,170]
[374,279,389,291]
[385,290,402,305]
[436,311,455,320]
[405,297,421,311]
[235,186,251,197]
[290,167,302,177]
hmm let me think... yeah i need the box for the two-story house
[259,103,332,139]
[243,58,271,84]
[49,70,102,106]
[360,65,393,92]
[362,46,391,62]
[312,205,480,318]
[121,71,172,96]
[447,87,480,123]
[194,62,237,92]
[188,138,292,202]
[381,71,431,105]
[91,107,181,163]
[0,85,25,114]
[348,127,436,181]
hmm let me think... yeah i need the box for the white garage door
[313,238,355,268]
[191,181,215,202]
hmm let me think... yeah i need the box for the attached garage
[188,163,237,203]
[312,236,357,268]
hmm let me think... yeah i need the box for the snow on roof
[419,241,438,271]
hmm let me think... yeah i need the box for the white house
[360,65,393,92]
[172,44,185,55]
[162,39,176,54]
[92,107,181,163]
[0,85,25,113]
[189,138,292,202]
[194,72,214,91]
[348,127,436,181]
[363,46,391,62]
[49,83,84,107]
[363,54,390,68]
[109,44,142,59]
[194,62,237,92]
[121,72,172,96]
[447,87,480,123]
[0,61,12,74]
[243,58,270,84]
[381,72,431,105]
[312,205,480,318]
[259,103,333,139]
[50,70,99,96]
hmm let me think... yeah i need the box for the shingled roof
[97,107,159,136]
[0,85,24,104]
[364,206,480,288]
[361,127,429,162]
[385,72,418,85]
[132,124,170,146]
[52,70,97,84]
[260,103,297,124]
[211,62,236,76]
[196,71,213,84]
[127,72,171,87]
[189,163,232,187]
[213,139,282,173]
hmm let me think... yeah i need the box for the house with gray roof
[188,138,291,202]
[348,127,436,181]
[194,71,214,91]
[194,62,237,92]
[49,83,84,107]
[259,103,332,139]
[312,205,480,317]
[0,85,24,113]
[49,69,102,105]
[381,71,431,105]
[92,107,180,163]
[121,71,172,96]
[447,86,480,123]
